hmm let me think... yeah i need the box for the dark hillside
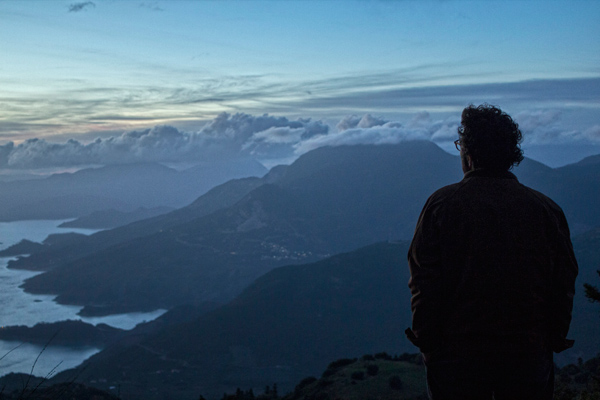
[550,161,600,234]
[513,155,600,235]
[570,153,600,167]
[50,242,412,399]
[276,141,461,243]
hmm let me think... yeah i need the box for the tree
[584,270,600,303]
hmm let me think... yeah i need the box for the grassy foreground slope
[282,354,427,400]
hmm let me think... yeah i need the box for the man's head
[458,104,524,172]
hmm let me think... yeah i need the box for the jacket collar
[463,168,518,180]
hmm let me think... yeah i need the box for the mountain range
[10,141,600,316]
[13,142,462,314]
[1,141,598,399]
[0,158,267,222]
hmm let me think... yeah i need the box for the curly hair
[458,104,524,170]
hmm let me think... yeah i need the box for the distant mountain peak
[572,153,600,167]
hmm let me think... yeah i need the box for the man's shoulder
[426,175,565,215]
[428,181,466,200]
[422,181,466,209]
[517,182,565,214]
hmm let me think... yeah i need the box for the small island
[0,239,44,257]
[0,320,125,347]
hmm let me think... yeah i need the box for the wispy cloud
[280,77,600,115]
[68,2,95,13]
[139,2,164,12]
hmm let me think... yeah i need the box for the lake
[0,220,166,378]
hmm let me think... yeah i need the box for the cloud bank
[297,112,457,154]
[0,114,328,169]
[0,109,598,171]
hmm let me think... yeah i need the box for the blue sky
[1,0,599,169]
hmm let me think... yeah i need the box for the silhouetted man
[406,104,578,400]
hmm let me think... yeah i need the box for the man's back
[408,168,577,357]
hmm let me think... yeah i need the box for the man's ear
[465,154,476,171]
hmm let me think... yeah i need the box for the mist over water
[0,220,166,377]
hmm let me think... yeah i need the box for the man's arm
[549,209,578,353]
[407,199,445,354]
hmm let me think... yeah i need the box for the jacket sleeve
[549,209,578,353]
[407,197,445,353]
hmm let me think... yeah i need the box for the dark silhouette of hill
[0,159,267,221]
[548,159,600,234]
[0,239,45,256]
[0,232,89,258]
[50,242,412,399]
[0,303,217,351]
[510,154,600,235]
[19,141,462,314]
[570,153,600,167]
[0,320,124,347]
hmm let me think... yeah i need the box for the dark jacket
[407,169,578,358]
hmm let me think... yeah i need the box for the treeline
[212,384,280,400]
[555,354,600,400]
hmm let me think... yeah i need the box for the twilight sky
[1,0,599,171]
